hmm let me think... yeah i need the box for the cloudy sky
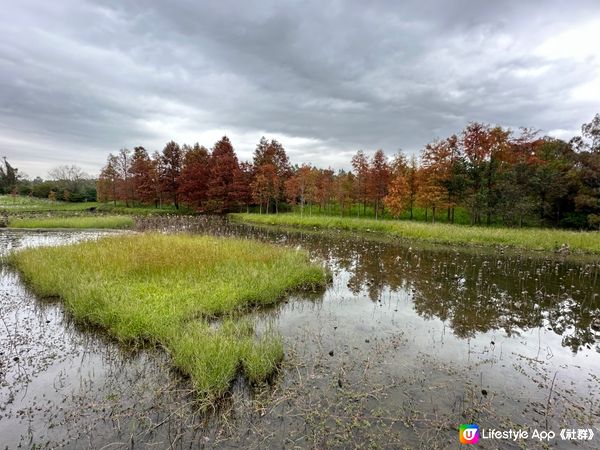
[2,0,599,178]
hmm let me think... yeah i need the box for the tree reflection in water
[137,216,600,354]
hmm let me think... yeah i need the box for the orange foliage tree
[206,136,241,213]
[366,149,390,220]
[178,143,210,210]
[384,152,410,218]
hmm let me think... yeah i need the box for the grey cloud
[1,0,599,177]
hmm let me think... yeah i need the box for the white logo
[463,429,477,441]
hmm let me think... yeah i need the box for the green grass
[8,215,134,229]
[0,195,98,212]
[96,203,194,215]
[0,195,193,215]
[230,213,600,254]
[11,234,327,400]
[287,203,475,225]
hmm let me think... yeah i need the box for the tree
[416,165,445,223]
[366,149,390,220]
[420,137,467,223]
[406,155,419,220]
[461,123,511,225]
[231,161,253,212]
[251,173,269,214]
[581,113,600,152]
[571,114,600,228]
[206,136,240,213]
[334,170,355,216]
[178,143,210,210]
[129,146,158,206]
[384,152,410,218]
[252,137,291,213]
[160,141,183,209]
[251,164,279,214]
[253,137,291,176]
[385,172,410,218]
[47,164,95,202]
[284,165,315,216]
[97,154,119,205]
[440,135,468,223]
[574,148,600,226]
[351,150,369,216]
[48,164,86,181]
[483,126,512,225]
[462,122,491,224]
[0,158,19,194]
[114,148,133,207]
[315,169,335,213]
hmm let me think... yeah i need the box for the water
[0,223,599,449]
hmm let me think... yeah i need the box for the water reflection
[303,235,599,354]
[136,216,600,354]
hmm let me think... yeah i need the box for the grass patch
[0,195,98,212]
[0,195,194,215]
[287,203,477,225]
[10,233,327,401]
[8,215,134,229]
[230,213,600,254]
[96,203,194,215]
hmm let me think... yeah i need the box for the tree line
[12,165,97,202]
[96,114,599,228]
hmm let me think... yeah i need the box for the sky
[1,0,599,178]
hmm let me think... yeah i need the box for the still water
[0,222,599,449]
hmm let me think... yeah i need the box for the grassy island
[11,233,327,400]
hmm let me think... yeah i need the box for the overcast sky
[2,0,599,178]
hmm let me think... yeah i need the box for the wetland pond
[1,220,599,449]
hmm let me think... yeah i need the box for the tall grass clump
[230,213,600,254]
[11,233,326,401]
[8,215,133,229]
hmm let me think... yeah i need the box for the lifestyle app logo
[460,424,480,444]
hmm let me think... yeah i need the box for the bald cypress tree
[160,141,183,209]
[206,136,240,213]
